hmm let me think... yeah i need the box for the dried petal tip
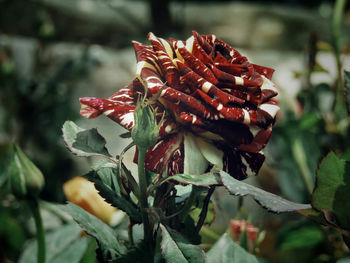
[63,177,118,225]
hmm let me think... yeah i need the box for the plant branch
[332,0,347,106]
[137,147,153,244]
[179,186,199,222]
[28,198,46,263]
[194,188,215,235]
[344,70,350,116]
[118,142,139,199]
[332,0,347,68]
[128,221,135,247]
[292,138,314,194]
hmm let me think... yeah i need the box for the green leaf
[312,152,350,230]
[160,224,188,263]
[169,229,205,263]
[51,238,89,263]
[276,221,324,250]
[62,121,110,158]
[220,170,311,213]
[206,234,259,263]
[84,167,141,223]
[159,224,205,263]
[60,202,126,260]
[19,223,87,263]
[168,172,221,188]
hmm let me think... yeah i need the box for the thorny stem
[28,198,46,263]
[137,147,153,247]
[194,188,215,235]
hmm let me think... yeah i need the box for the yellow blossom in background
[63,176,118,225]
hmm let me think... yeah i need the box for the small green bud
[131,100,160,150]
[10,144,45,199]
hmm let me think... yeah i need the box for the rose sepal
[131,98,163,152]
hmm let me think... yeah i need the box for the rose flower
[80,31,279,179]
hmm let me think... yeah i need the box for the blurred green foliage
[1,0,350,262]
[0,45,99,201]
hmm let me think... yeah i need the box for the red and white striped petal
[79,31,279,179]
[80,85,137,130]
[141,133,184,176]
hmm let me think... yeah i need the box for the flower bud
[131,100,160,150]
[63,176,118,225]
[229,219,261,253]
[9,144,45,199]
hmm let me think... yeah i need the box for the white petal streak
[120,112,134,127]
[259,103,280,118]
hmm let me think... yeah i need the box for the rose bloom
[80,31,279,179]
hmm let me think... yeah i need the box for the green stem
[137,147,152,244]
[332,0,347,105]
[179,186,199,222]
[292,138,314,194]
[28,199,46,263]
[194,188,214,235]
[128,221,135,247]
[332,0,347,67]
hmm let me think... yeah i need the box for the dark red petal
[222,147,265,180]
[80,78,178,137]
[80,96,135,130]
[238,128,272,153]
[215,63,247,76]
[192,31,213,54]
[134,133,184,176]
[252,64,275,80]
[147,33,186,92]
[210,65,262,88]
[186,34,213,65]
[132,41,160,73]
[214,38,244,62]
[175,42,217,84]
[177,61,245,106]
